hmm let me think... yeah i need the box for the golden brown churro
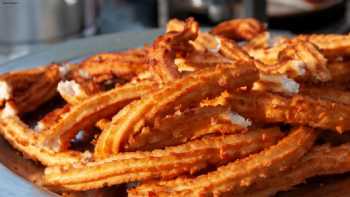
[129,127,316,196]
[94,64,258,158]
[44,128,283,191]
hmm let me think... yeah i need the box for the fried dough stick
[39,81,159,152]
[166,19,228,70]
[210,18,266,41]
[94,64,258,158]
[57,80,89,105]
[129,127,316,197]
[218,36,255,64]
[166,19,251,71]
[166,18,232,52]
[228,91,350,133]
[39,79,112,131]
[44,128,283,191]
[0,115,89,166]
[249,47,350,85]
[241,143,350,197]
[77,48,150,82]
[249,34,350,61]
[167,19,307,88]
[229,38,330,82]
[175,50,233,72]
[218,37,300,94]
[94,106,249,152]
[293,34,350,58]
[169,18,332,84]
[242,32,270,51]
[166,18,186,33]
[36,66,93,131]
[0,64,60,114]
[123,106,249,152]
[35,105,70,132]
[219,36,295,75]
[149,17,199,82]
[278,41,330,82]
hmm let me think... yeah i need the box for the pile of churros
[1,17,350,196]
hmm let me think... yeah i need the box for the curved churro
[0,64,61,114]
[130,127,317,197]
[228,90,350,133]
[94,63,258,158]
[0,115,89,166]
[149,17,199,82]
[211,18,266,41]
[40,81,159,151]
[44,128,283,191]
[241,143,350,197]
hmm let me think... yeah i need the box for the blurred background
[0,0,348,64]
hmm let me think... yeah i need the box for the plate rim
[0,28,163,73]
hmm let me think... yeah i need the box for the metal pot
[0,0,98,45]
[157,0,266,26]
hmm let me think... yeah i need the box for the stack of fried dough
[1,17,350,196]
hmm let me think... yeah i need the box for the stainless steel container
[0,0,98,45]
[157,0,266,26]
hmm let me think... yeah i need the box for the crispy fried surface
[0,64,61,114]
[166,19,221,53]
[44,128,283,191]
[35,105,70,132]
[218,37,302,94]
[124,106,247,152]
[242,32,270,51]
[78,48,150,82]
[278,41,330,81]
[241,143,350,197]
[228,90,350,133]
[293,34,350,58]
[246,40,331,82]
[175,50,232,72]
[218,36,255,64]
[94,64,258,158]
[57,80,89,105]
[211,18,266,41]
[130,127,316,196]
[40,81,159,151]
[0,115,88,166]
[149,17,199,82]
